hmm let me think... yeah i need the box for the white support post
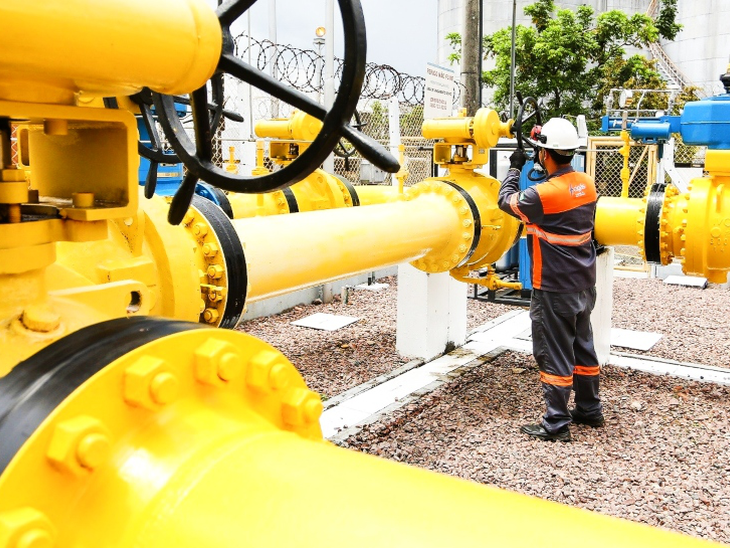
[591,247,614,366]
[396,264,467,361]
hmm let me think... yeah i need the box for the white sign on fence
[424,62,455,120]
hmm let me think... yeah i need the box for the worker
[498,117,604,442]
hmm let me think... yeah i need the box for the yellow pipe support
[0,324,718,548]
[0,0,221,103]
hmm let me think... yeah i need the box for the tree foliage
[447,0,684,126]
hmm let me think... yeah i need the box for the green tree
[447,0,684,127]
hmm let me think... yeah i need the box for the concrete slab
[291,313,359,331]
[611,328,662,351]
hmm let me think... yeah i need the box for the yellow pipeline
[595,150,730,283]
[0,324,714,548]
[236,181,471,302]
[594,197,644,247]
[0,0,220,103]
[227,169,358,218]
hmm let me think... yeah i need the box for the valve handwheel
[154,0,400,224]
[511,94,544,181]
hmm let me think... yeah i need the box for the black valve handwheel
[512,93,545,181]
[154,0,400,225]
[512,93,542,152]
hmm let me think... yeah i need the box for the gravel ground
[239,274,730,543]
[240,276,514,397]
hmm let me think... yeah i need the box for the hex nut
[124,356,179,409]
[246,350,284,392]
[281,387,323,426]
[46,416,111,476]
[0,508,56,548]
[194,339,244,385]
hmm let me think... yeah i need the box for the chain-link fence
[586,136,658,269]
[209,35,466,187]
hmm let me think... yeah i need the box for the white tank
[661,0,730,94]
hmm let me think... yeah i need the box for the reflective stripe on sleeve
[526,226,592,247]
[509,193,529,223]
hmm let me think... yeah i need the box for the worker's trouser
[530,287,602,433]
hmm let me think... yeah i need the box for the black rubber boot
[569,408,605,428]
[520,423,572,442]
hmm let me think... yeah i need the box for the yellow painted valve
[595,160,730,283]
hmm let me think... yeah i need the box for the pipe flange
[0,318,322,536]
[409,180,479,273]
[185,196,247,329]
[332,174,360,207]
[643,182,668,264]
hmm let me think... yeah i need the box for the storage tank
[661,0,730,95]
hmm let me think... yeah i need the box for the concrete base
[395,264,467,361]
[592,247,614,366]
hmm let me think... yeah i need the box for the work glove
[509,148,527,170]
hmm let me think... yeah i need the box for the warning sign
[424,62,455,120]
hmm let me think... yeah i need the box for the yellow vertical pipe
[0,0,221,102]
[619,130,632,198]
[594,197,643,247]
[138,429,713,548]
[233,193,460,302]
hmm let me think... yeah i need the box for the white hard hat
[534,118,580,153]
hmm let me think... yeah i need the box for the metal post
[509,0,517,119]
[460,0,480,116]
[269,0,279,118]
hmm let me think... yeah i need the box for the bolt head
[124,356,179,409]
[192,223,208,238]
[281,387,323,426]
[46,416,111,475]
[0,508,56,548]
[20,305,61,333]
[207,264,224,280]
[202,308,220,324]
[194,339,244,385]
[246,350,283,392]
[202,243,219,257]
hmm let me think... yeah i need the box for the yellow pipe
[0,0,221,103]
[352,185,401,205]
[227,169,357,218]
[594,197,644,247]
[236,187,462,302]
[0,326,714,548]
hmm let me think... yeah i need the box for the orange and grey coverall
[498,165,602,432]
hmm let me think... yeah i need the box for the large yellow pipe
[0,0,221,103]
[235,191,460,302]
[140,428,710,548]
[594,197,644,247]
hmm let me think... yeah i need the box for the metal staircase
[645,0,699,94]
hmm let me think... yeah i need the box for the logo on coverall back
[569,183,586,198]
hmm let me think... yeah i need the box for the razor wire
[235,34,464,106]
